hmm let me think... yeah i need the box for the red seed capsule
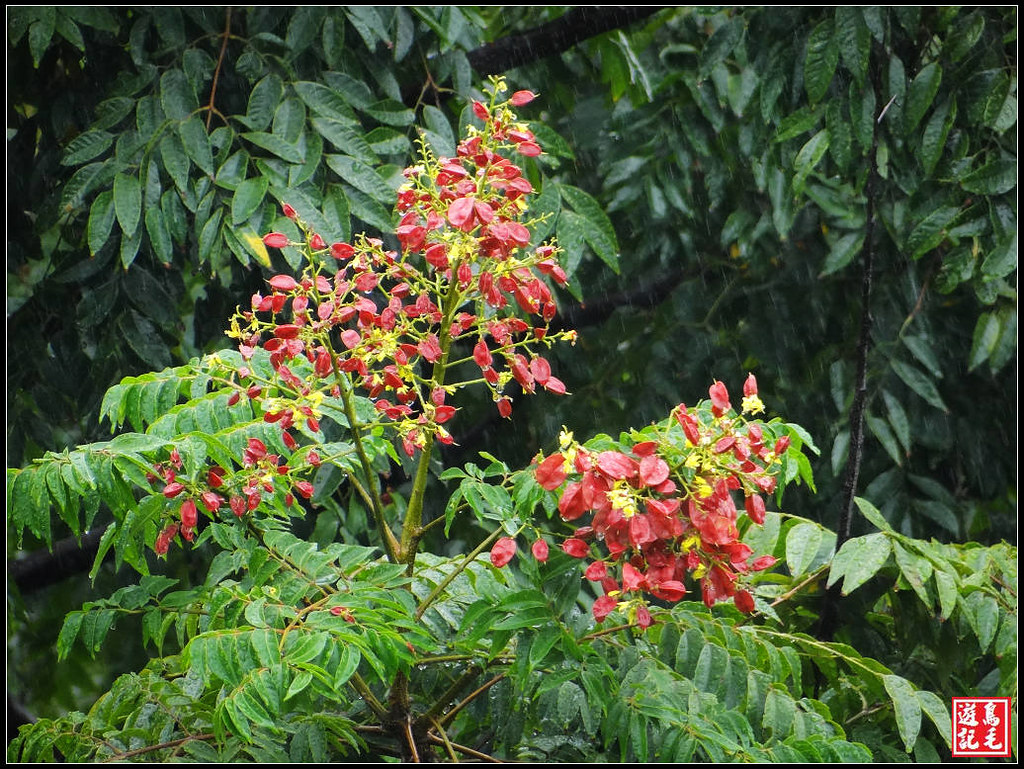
[489,537,517,568]
[163,482,185,499]
[263,232,290,249]
[531,539,549,562]
[509,90,537,106]
[268,274,299,292]
[180,499,198,527]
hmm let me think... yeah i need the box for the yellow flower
[742,394,765,415]
[694,477,713,499]
[607,483,638,518]
[681,534,701,552]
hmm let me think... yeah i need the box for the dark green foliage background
[6,6,1016,762]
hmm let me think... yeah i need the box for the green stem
[398,271,463,571]
[417,665,481,726]
[349,672,389,719]
[438,672,507,729]
[579,623,633,643]
[332,360,400,563]
[757,628,894,682]
[101,733,216,763]
[426,716,458,762]
[415,524,507,621]
[415,653,487,665]
[400,433,437,570]
[769,565,829,608]
[425,734,502,763]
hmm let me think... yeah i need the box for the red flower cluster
[231,78,576,461]
[159,78,577,558]
[529,376,786,625]
[148,434,321,556]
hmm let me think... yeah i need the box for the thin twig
[876,93,898,124]
[580,622,633,643]
[278,595,329,651]
[770,565,830,608]
[415,525,508,620]
[846,701,888,724]
[896,261,937,339]
[205,8,233,131]
[817,59,885,642]
[439,672,507,728]
[101,732,216,762]
[333,361,400,562]
[418,665,482,726]
[428,716,459,762]
[426,733,504,763]
[403,717,420,763]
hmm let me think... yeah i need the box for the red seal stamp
[951,697,1012,758]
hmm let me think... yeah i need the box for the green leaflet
[820,230,864,276]
[883,674,921,752]
[556,183,620,273]
[967,311,1001,371]
[113,172,142,237]
[244,74,284,132]
[960,159,1017,195]
[903,62,942,134]
[231,176,269,225]
[827,532,892,595]
[785,522,824,577]
[87,189,117,256]
[853,496,893,533]
[62,130,114,166]
[835,7,870,86]
[804,20,838,104]
[700,17,744,78]
[890,359,949,412]
[792,130,830,195]
[179,115,215,175]
[159,68,198,121]
[324,155,396,205]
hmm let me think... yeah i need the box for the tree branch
[438,672,507,729]
[205,8,233,131]
[816,63,884,643]
[402,7,670,105]
[466,7,669,75]
[9,526,109,594]
[426,733,504,763]
[549,269,688,333]
[101,732,216,762]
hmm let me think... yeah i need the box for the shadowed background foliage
[7,6,1016,759]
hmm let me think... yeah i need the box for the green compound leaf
[827,532,892,595]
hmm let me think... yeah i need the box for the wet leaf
[904,62,942,133]
[854,496,894,533]
[804,20,838,104]
[113,173,142,237]
[866,412,902,466]
[231,176,269,225]
[820,231,864,276]
[967,312,1001,371]
[891,360,948,412]
[960,159,1017,195]
[792,130,830,195]
[883,674,921,752]
[827,532,892,594]
[785,522,823,577]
